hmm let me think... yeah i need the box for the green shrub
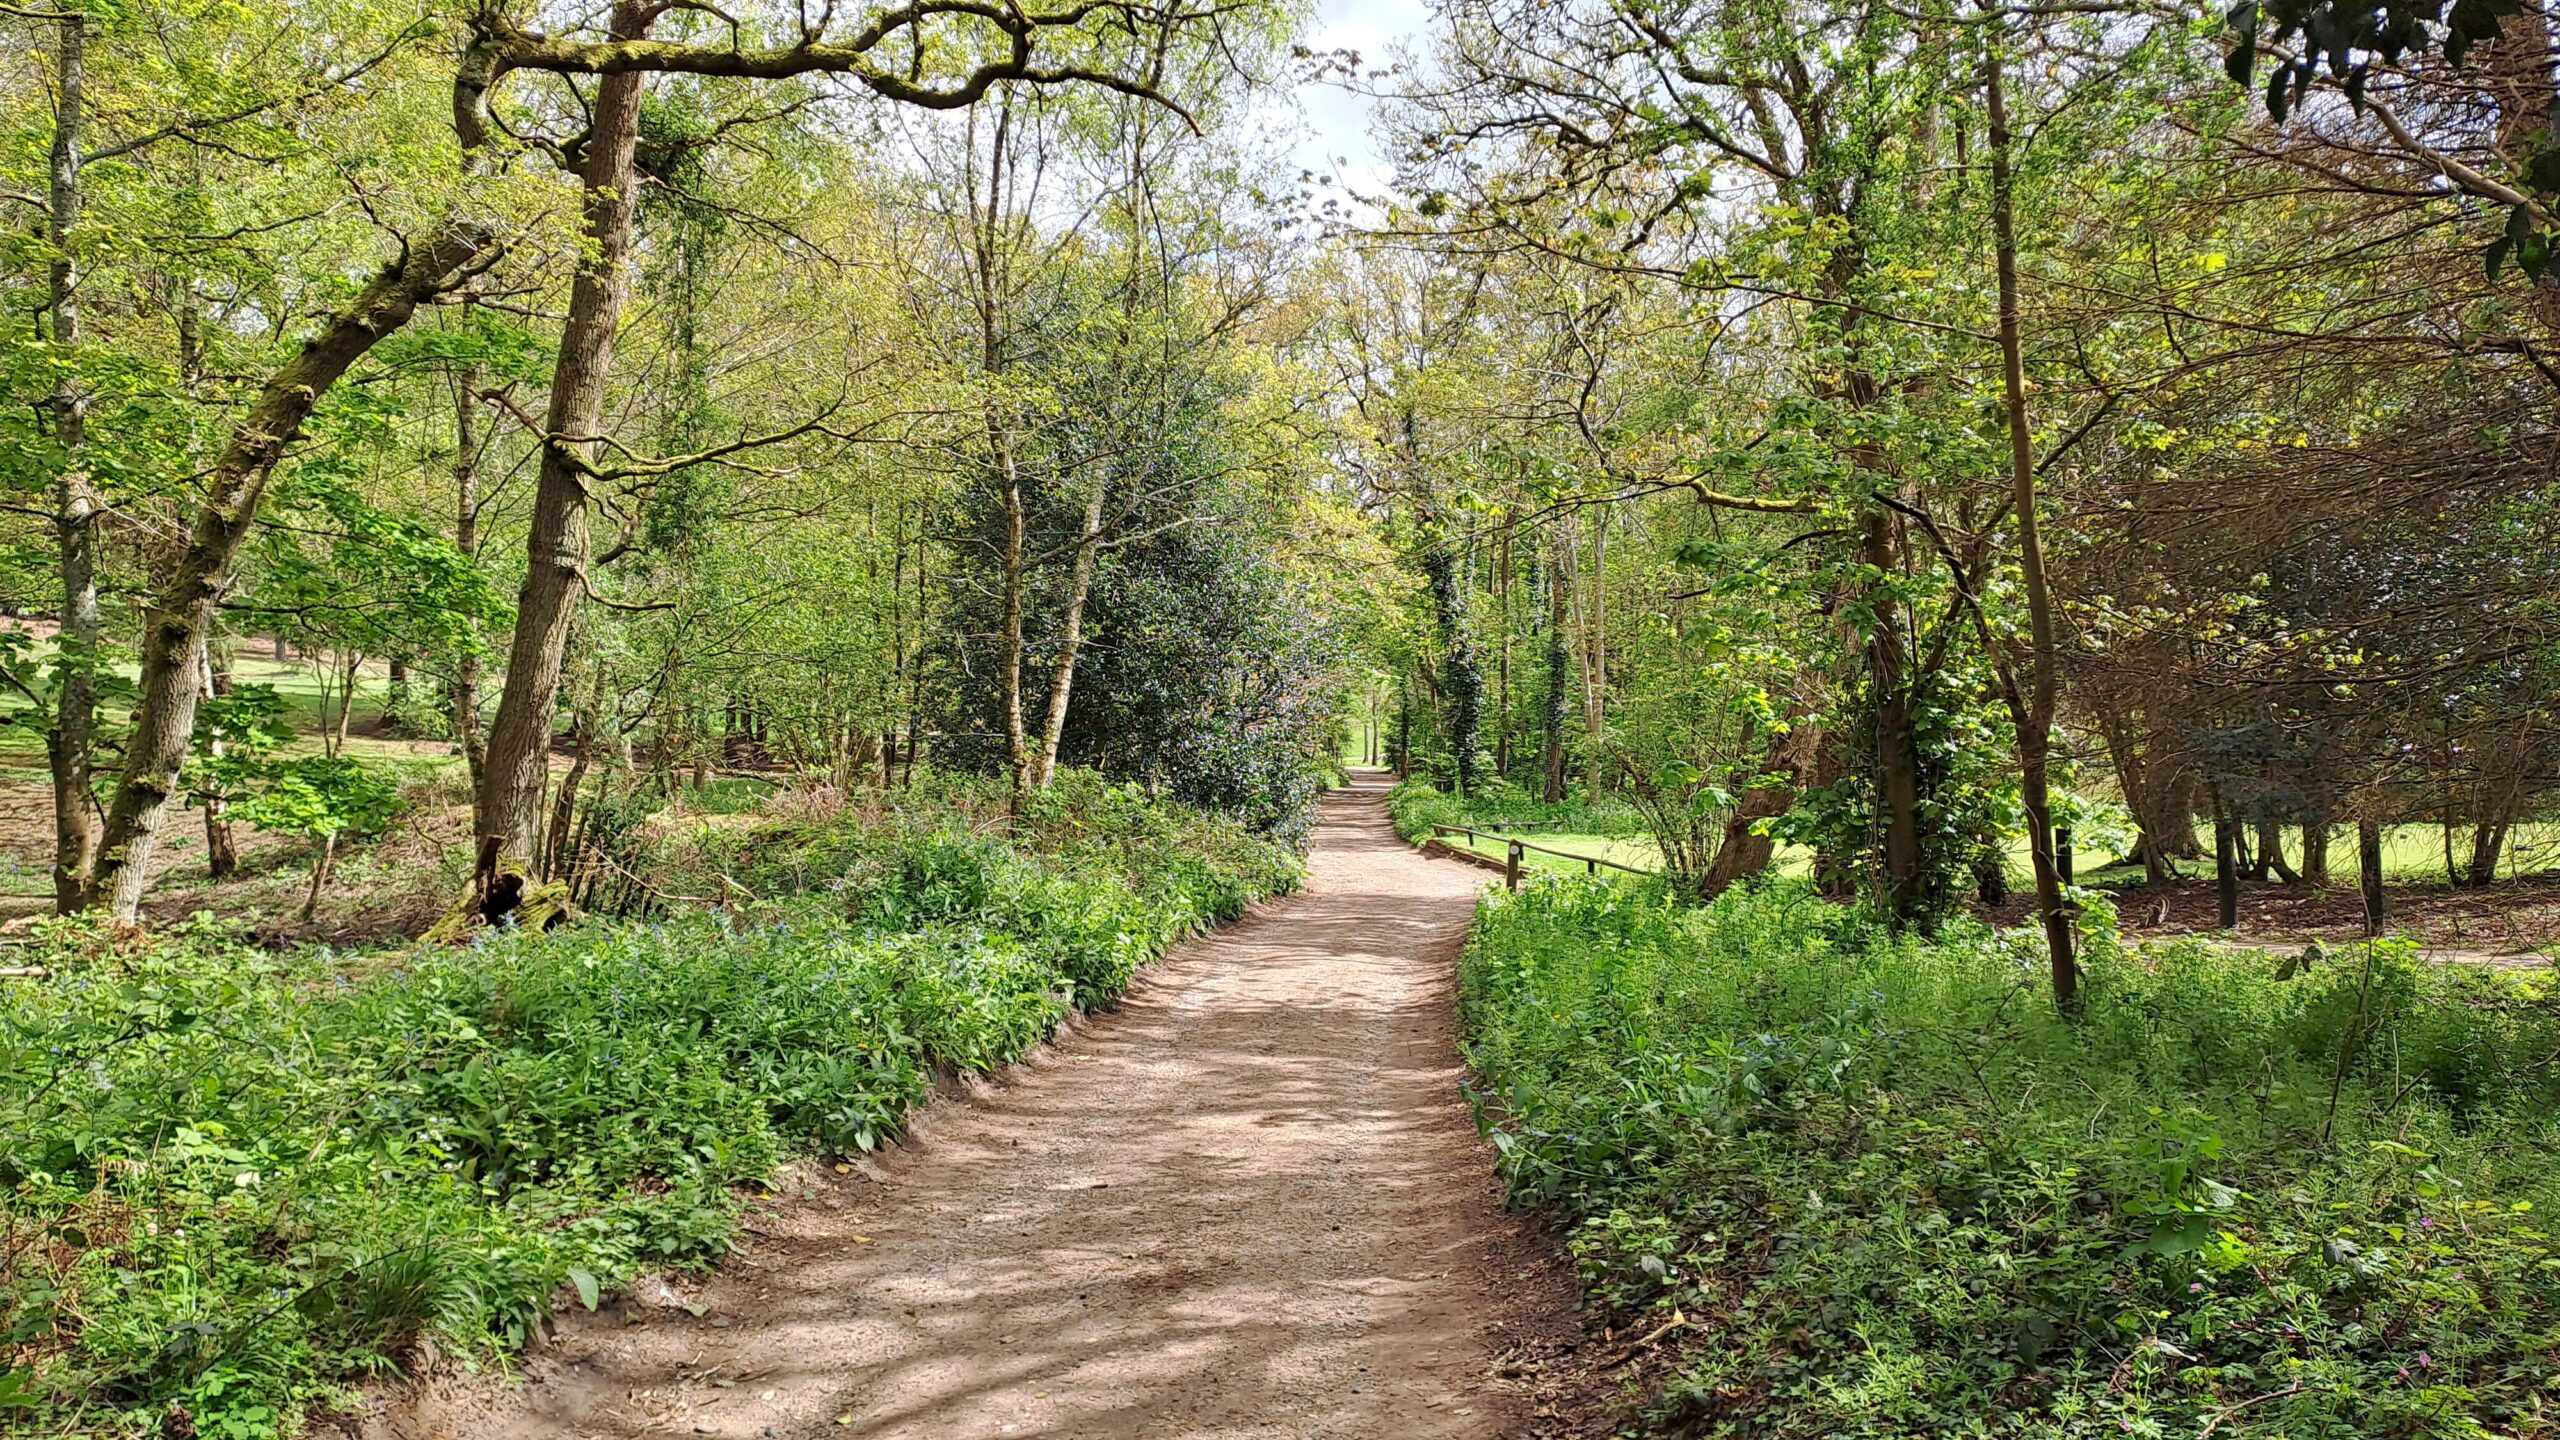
[1388,776,1646,845]
[0,772,1299,1438]
[1388,777,1468,843]
[1460,879,2560,1439]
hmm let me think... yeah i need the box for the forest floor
[349,771,1610,1440]
[0,627,477,938]
[2105,871,2560,963]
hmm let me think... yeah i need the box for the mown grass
[1460,879,2560,1438]
[1385,777,1650,844]
[2071,823,2560,890]
[0,771,1299,1439]
[1390,777,2560,902]
[1433,828,1663,877]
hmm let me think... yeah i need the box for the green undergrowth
[0,770,1298,1438]
[1386,776,1646,845]
[1460,879,2560,1438]
[643,768,1299,915]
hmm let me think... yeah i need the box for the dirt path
[387,771,1575,1440]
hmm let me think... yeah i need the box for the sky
[1285,0,1434,200]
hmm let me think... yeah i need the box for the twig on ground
[2198,1383,2308,1439]
[1608,1309,1689,1367]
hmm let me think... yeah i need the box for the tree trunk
[1495,519,1513,780]
[1424,529,1484,794]
[1974,849,2011,907]
[2466,814,2512,887]
[544,658,606,882]
[328,651,361,756]
[996,420,1032,811]
[1812,849,1858,899]
[200,643,238,882]
[81,224,493,919]
[449,360,487,789]
[300,831,337,924]
[1395,677,1413,779]
[1985,44,2075,1008]
[2258,817,2299,884]
[473,7,649,881]
[1581,507,1607,798]
[2094,703,2202,879]
[2215,811,2240,930]
[385,656,409,731]
[904,526,928,788]
[2301,822,2332,885]
[1541,523,1571,803]
[202,801,240,883]
[882,501,909,789]
[1702,712,1816,898]
[1030,488,1107,792]
[1865,505,1927,924]
[2358,819,2388,935]
[45,12,101,915]
[2131,802,2202,879]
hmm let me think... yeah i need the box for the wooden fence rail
[1428,823,1658,891]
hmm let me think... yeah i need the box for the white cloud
[1286,0,1431,200]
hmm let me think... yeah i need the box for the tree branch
[454,0,1212,152]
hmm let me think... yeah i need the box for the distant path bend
[427,769,1568,1440]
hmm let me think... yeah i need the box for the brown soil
[2104,872,2560,962]
[352,772,1601,1440]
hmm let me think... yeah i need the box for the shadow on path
[377,771,1575,1440]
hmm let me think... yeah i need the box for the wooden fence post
[2215,813,2239,930]
[1506,839,1523,893]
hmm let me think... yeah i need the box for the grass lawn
[1336,728,1387,769]
[1424,802,2560,933]
[2076,819,2560,887]
[0,633,470,907]
[1433,826,1664,876]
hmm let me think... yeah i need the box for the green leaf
[2523,231,2554,280]
[567,1267,601,1312]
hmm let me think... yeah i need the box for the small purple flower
[2418,1216,2435,1229]
[2189,1282,2204,1292]
[2417,1353,2435,1369]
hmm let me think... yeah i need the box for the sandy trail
[414,771,1570,1440]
